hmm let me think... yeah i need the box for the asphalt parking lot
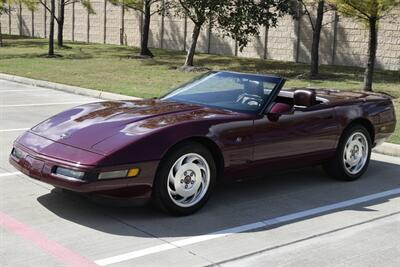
[1,79,400,267]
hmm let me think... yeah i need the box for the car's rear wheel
[152,142,216,215]
[324,125,372,181]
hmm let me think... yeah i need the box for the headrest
[244,81,263,96]
[294,89,316,107]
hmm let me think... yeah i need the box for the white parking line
[95,187,400,266]
[0,128,29,133]
[0,172,21,178]
[0,101,93,108]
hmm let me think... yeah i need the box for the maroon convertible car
[10,71,396,215]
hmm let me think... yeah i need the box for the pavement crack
[185,249,217,266]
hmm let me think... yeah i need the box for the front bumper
[9,144,158,199]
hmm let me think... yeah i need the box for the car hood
[31,99,242,154]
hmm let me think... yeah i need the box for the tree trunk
[57,0,65,47]
[184,23,201,67]
[31,9,35,37]
[310,0,324,77]
[140,1,153,57]
[0,18,3,47]
[120,5,125,45]
[18,3,22,36]
[363,17,377,92]
[48,0,55,56]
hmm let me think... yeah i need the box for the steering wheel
[236,93,263,107]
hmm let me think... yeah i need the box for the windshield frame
[161,71,286,115]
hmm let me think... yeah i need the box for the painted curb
[0,73,141,101]
[373,143,400,157]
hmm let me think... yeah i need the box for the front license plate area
[22,156,45,177]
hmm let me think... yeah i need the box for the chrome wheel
[343,132,369,175]
[167,153,210,208]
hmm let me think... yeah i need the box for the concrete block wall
[88,0,104,44]
[124,8,141,47]
[63,3,73,40]
[209,28,236,56]
[104,3,120,45]
[268,15,297,62]
[2,5,10,34]
[74,3,88,42]
[1,3,399,71]
[163,15,186,51]
[9,5,19,35]
[298,11,336,65]
[33,4,46,38]
[148,11,161,48]
[238,30,265,59]
[20,6,32,36]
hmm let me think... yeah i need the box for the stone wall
[1,3,399,71]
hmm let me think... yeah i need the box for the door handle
[235,137,243,143]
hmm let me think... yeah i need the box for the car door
[251,105,339,169]
[210,117,255,179]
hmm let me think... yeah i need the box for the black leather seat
[236,81,264,106]
[294,89,316,108]
[244,81,263,97]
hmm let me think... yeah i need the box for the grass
[1,35,399,144]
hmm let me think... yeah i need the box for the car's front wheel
[153,142,216,215]
[324,124,372,181]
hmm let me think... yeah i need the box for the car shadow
[37,159,400,239]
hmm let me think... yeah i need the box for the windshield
[162,71,284,113]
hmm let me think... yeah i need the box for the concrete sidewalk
[0,73,140,101]
[373,142,400,157]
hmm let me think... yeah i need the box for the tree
[108,0,168,57]
[295,1,333,77]
[0,0,10,47]
[174,0,293,69]
[219,1,295,51]
[174,0,221,67]
[329,0,400,91]
[309,1,325,77]
[48,0,55,55]
[38,0,93,47]
[0,0,35,47]
[17,0,56,55]
[28,0,55,55]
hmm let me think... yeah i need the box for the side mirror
[266,103,293,122]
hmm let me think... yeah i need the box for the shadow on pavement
[37,159,400,239]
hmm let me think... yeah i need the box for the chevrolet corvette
[10,71,396,215]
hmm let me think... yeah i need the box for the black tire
[152,142,217,216]
[323,124,372,181]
